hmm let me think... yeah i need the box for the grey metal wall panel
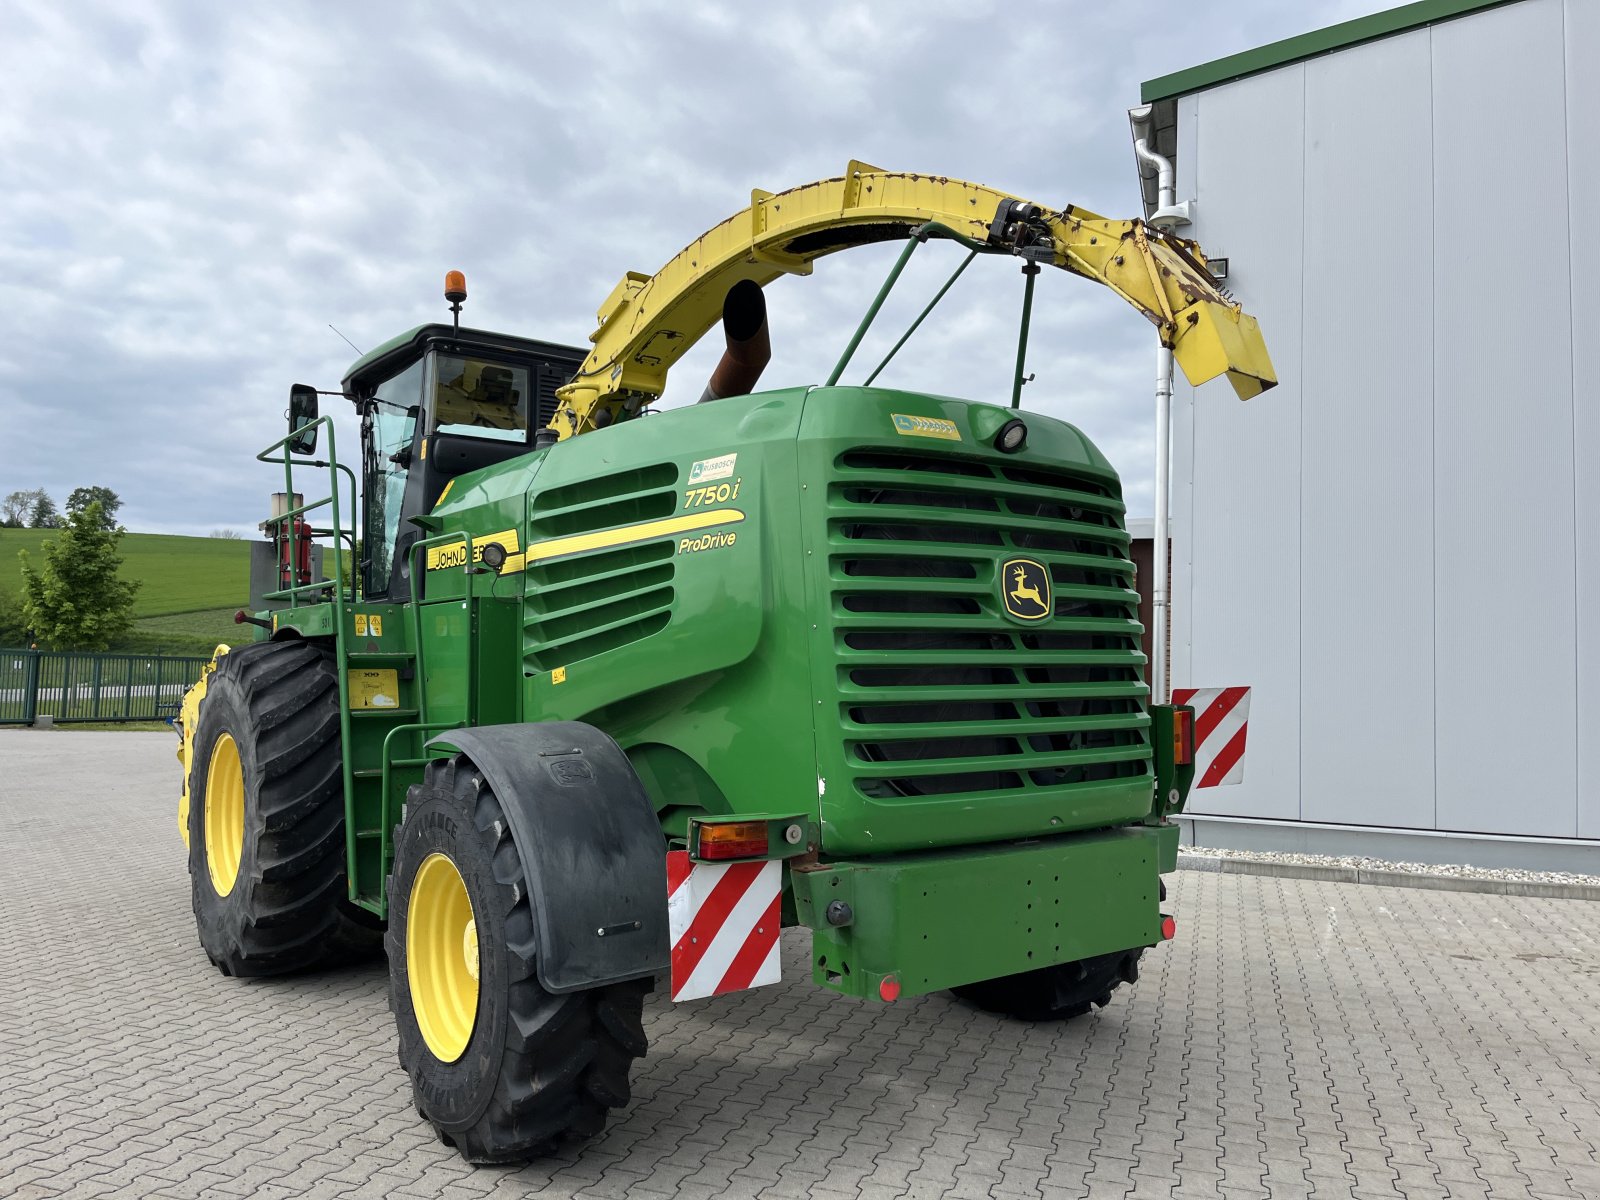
[1569,0,1600,838]
[1298,31,1437,828]
[1183,68,1306,822]
[1171,93,1200,701]
[1431,0,1576,836]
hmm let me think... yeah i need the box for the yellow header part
[548,160,1276,439]
[176,644,230,847]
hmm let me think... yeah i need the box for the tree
[66,486,123,530]
[210,528,243,539]
[1,489,37,527]
[0,589,27,647]
[28,492,60,529]
[18,501,140,650]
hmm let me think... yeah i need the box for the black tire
[387,754,650,1164]
[187,640,382,976]
[951,947,1145,1021]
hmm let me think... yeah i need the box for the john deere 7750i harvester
[176,163,1274,1162]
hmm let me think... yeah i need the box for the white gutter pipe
[1131,138,1175,214]
[1129,105,1178,705]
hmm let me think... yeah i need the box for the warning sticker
[349,669,399,709]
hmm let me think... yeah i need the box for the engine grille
[523,462,677,669]
[533,361,571,428]
[830,448,1150,806]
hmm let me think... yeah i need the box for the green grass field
[121,607,246,656]
[1,529,250,655]
[0,530,249,614]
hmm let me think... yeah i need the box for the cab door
[359,359,423,600]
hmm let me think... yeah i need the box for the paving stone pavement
[3,731,1599,1199]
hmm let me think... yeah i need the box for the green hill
[1,529,251,656]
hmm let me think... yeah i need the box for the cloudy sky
[1,0,1372,535]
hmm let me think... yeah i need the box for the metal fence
[0,649,212,725]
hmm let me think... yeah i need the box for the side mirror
[288,384,320,454]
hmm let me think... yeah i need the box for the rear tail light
[1160,914,1177,941]
[1173,708,1194,766]
[696,821,768,860]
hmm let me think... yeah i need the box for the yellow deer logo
[1010,565,1045,608]
[1001,557,1051,621]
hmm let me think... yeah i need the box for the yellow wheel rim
[407,852,480,1063]
[203,732,245,897]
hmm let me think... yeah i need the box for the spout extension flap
[1058,221,1276,401]
[1171,301,1275,400]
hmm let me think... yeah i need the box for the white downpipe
[1131,112,1177,705]
[1131,139,1175,212]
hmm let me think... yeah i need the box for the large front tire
[186,640,381,976]
[388,755,650,1163]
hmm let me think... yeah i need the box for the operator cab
[342,321,585,601]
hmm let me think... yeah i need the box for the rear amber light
[1173,708,1194,766]
[697,821,768,860]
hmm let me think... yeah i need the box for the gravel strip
[1180,844,1600,885]
[1177,845,1600,900]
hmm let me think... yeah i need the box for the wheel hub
[463,919,479,982]
[203,732,245,897]
[407,852,480,1062]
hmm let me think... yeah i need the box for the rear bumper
[791,822,1178,1000]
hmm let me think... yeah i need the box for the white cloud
[0,0,1354,534]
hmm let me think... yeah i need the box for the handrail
[324,460,360,606]
[254,415,358,898]
[378,719,462,895]
[254,417,351,609]
[353,529,487,908]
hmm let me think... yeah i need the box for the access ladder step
[352,757,439,781]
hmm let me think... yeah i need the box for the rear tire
[186,640,381,976]
[388,754,650,1163]
[951,947,1144,1021]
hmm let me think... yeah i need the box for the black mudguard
[428,722,669,994]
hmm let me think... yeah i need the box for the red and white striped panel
[665,850,782,1002]
[1170,686,1251,788]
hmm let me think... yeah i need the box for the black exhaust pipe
[698,279,771,404]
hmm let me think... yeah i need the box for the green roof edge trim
[342,325,428,387]
[1141,0,1521,103]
